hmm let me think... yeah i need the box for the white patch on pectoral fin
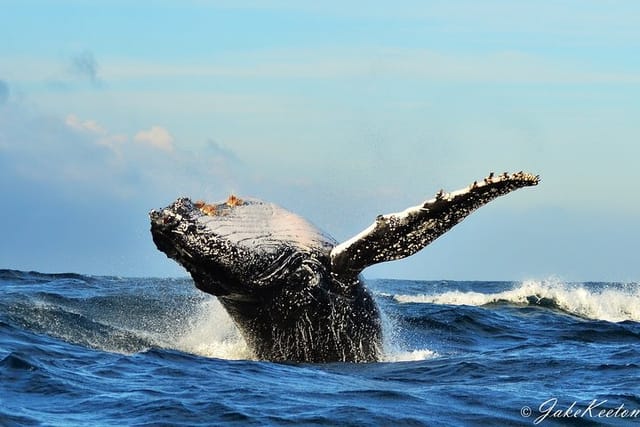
[330,171,540,275]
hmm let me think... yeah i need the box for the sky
[1,1,639,281]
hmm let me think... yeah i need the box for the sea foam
[394,279,640,323]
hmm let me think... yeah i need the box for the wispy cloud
[134,126,174,152]
[65,114,127,150]
[4,50,106,90]
[65,114,107,134]
[102,48,640,85]
[70,50,101,86]
[206,139,241,164]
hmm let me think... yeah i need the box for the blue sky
[1,1,639,281]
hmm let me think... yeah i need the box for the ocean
[1,269,639,426]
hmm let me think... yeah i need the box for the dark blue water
[1,269,639,426]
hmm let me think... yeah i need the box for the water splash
[382,349,438,362]
[379,302,438,362]
[171,297,253,360]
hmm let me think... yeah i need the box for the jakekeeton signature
[520,398,640,424]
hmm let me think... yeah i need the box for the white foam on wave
[382,349,438,362]
[379,305,438,362]
[394,279,640,323]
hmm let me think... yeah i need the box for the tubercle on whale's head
[192,194,245,216]
[149,196,254,298]
[149,196,247,233]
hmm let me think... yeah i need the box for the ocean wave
[7,287,433,362]
[394,279,640,323]
[4,284,252,359]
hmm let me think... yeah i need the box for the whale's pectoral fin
[330,172,540,275]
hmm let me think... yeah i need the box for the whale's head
[149,196,336,299]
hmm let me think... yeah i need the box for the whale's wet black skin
[150,172,539,362]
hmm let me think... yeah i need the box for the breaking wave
[394,279,640,323]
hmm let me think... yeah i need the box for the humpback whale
[150,172,539,362]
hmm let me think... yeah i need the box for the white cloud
[65,114,175,153]
[2,105,245,203]
[65,114,127,149]
[65,114,107,134]
[134,126,174,152]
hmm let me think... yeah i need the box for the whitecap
[394,279,640,323]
